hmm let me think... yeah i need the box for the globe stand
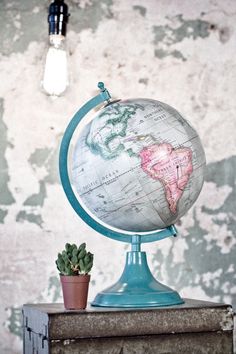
[59,82,184,309]
[91,234,183,308]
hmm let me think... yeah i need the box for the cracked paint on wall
[153,14,212,60]
[0,98,15,208]
[28,140,61,185]
[0,209,8,223]
[0,0,236,353]
[4,307,22,340]
[133,5,146,17]
[15,138,61,228]
[16,210,43,228]
[23,181,47,207]
[151,157,236,303]
[160,158,236,304]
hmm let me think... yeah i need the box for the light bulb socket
[48,0,70,36]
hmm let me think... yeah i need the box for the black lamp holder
[48,0,70,37]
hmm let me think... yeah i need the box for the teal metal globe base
[92,236,183,308]
[59,82,184,308]
[92,252,183,307]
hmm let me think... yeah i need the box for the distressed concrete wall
[0,0,235,353]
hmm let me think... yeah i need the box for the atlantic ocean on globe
[72,98,206,233]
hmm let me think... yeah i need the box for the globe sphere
[72,98,206,233]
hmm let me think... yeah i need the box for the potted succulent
[56,242,94,310]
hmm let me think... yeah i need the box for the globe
[71,98,206,234]
[60,84,207,307]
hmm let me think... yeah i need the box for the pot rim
[60,274,91,283]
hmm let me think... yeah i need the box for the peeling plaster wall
[0,0,236,353]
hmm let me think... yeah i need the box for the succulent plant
[56,243,94,276]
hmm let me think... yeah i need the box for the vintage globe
[71,98,206,233]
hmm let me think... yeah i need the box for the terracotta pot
[60,274,90,310]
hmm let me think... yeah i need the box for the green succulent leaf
[65,243,71,252]
[55,260,60,272]
[84,254,90,264]
[78,243,86,252]
[72,247,78,258]
[64,265,74,275]
[64,258,70,266]
[61,250,68,261]
[71,255,78,266]
[78,249,86,260]
[58,253,63,261]
[84,261,93,274]
[58,258,65,267]
[79,259,85,273]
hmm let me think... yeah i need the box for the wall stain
[133,5,146,17]
[205,156,236,188]
[219,26,231,44]
[29,141,60,185]
[39,275,62,303]
[139,78,149,85]
[16,137,61,227]
[47,275,61,303]
[0,98,15,207]
[153,14,211,61]
[0,209,8,223]
[16,210,43,228]
[202,156,236,242]
[28,147,51,168]
[23,180,47,207]
[5,306,22,339]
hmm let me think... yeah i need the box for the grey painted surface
[0,0,235,353]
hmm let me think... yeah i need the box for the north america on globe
[86,102,144,160]
[72,98,205,232]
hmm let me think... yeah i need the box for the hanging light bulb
[41,0,70,97]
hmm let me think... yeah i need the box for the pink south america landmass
[139,143,193,214]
